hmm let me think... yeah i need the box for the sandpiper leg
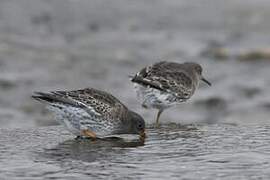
[155,109,164,127]
[81,129,97,140]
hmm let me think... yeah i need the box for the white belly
[47,105,82,135]
[47,104,116,137]
[133,83,182,109]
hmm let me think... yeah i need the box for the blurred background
[1,0,270,128]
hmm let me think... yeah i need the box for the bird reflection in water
[43,136,145,163]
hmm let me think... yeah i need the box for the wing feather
[131,62,194,99]
[52,88,127,120]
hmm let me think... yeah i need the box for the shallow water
[0,124,270,179]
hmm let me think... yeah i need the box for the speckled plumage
[131,61,211,125]
[32,88,145,138]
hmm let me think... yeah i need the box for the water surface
[1,124,270,179]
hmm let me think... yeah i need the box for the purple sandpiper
[130,61,211,126]
[33,88,145,139]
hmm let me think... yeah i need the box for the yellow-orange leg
[139,130,146,142]
[81,129,97,140]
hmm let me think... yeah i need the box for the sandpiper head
[128,111,146,138]
[184,62,211,86]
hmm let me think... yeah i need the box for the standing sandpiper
[130,61,211,126]
[32,88,145,139]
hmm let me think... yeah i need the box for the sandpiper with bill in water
[32,88,146,140]
[130,61,211,127]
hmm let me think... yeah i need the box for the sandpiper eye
[137,123,143,129]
